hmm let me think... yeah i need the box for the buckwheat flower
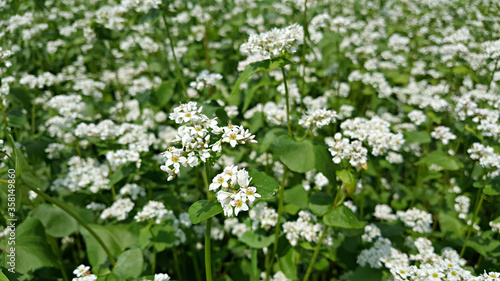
[231,193,250,216]
[431,126,456,145]
[325,133,368,170]
[314,172,329,190]
[490,221,500,232]
[210,174,228,191]
[385,152,404,164]
[118,183,146,200]
[408,110,426,125]
[374,204,397,222]
[73,265,90,277]
[222,128,244,147]
[153,273,171,281]
[362,224,382,243]
[298,108,338,132]
[343,201,358,213]
[190,70,223,90]
[397,208,433,233]
[211,166,260,217]
[100,198,135,221]
[241,186,261,202]
[134,201,172,224]
[249,202,278,230]
[240,23,304,58]
[454,195,470,220]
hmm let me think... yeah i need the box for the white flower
[240,23,304,58]
[242,186,261,202]
[154,273,171,281]
[73,265,90,277]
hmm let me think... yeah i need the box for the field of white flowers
[1,0,500,280]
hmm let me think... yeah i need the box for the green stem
[460,187,484,258]
[281,67,292,136]
[24,185,117,266]
[173,247,183,281]
[31,104,36,135]
[189,243,203,281]
[150,227,157,275]
[161,13,188,99]
[303,227,328,281]
[266,167,288,280]
[299,0,308,100]
[205,218,213,281]
[48,235,70,281]
[202,162,213,281]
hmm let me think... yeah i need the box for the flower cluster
[396,208,433,233]
[134,201,173,224]
[210,165,261,217]
[431,126,457,145]
[100,198,135,221]
[190,70,223,90]
[283,210,332,247]
[325,133,368,170]
[454,195,470,220]
[468,143,500,178]
[161,102,256,181]
[298,108,337,132]
[341,116,405,156]
[249,202,278,230]
[240,23,304,58]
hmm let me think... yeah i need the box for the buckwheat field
[1,0,500,280]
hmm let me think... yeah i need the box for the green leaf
[80,224,122,270]
[6,109,27,128]
[231,58,291,96]
[112,248,144,279]
[271,135,315,173]
[243,79,273,112]
[308,192,333,217]
[278,248,298,280]
[239,230,274,249]
[323,206,365,229]
[336,169,357,196]
[188,200,223,224]
[155,80,176,107]
[438,212,464,238]
[404,131,431,144]
[415,150,462,171]
[313,144,336,183]
[249,169,279,198]
[0,271,8,281]
[284,185,308,209]
[31,204,78,238]
[108,163,134,186]
[349,266,383,281]
[0,218,58,274]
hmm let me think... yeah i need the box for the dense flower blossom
[210,165,261,217]
[240,23,304,58]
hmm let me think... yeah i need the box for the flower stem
[202,162,213,281]
[173,247,183,281]
[460,185,484,258]
[266,166,288,280]
[205,218,213,281]
[281,67,292,136]
[303,226,328,281]
[161,12,188,99]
